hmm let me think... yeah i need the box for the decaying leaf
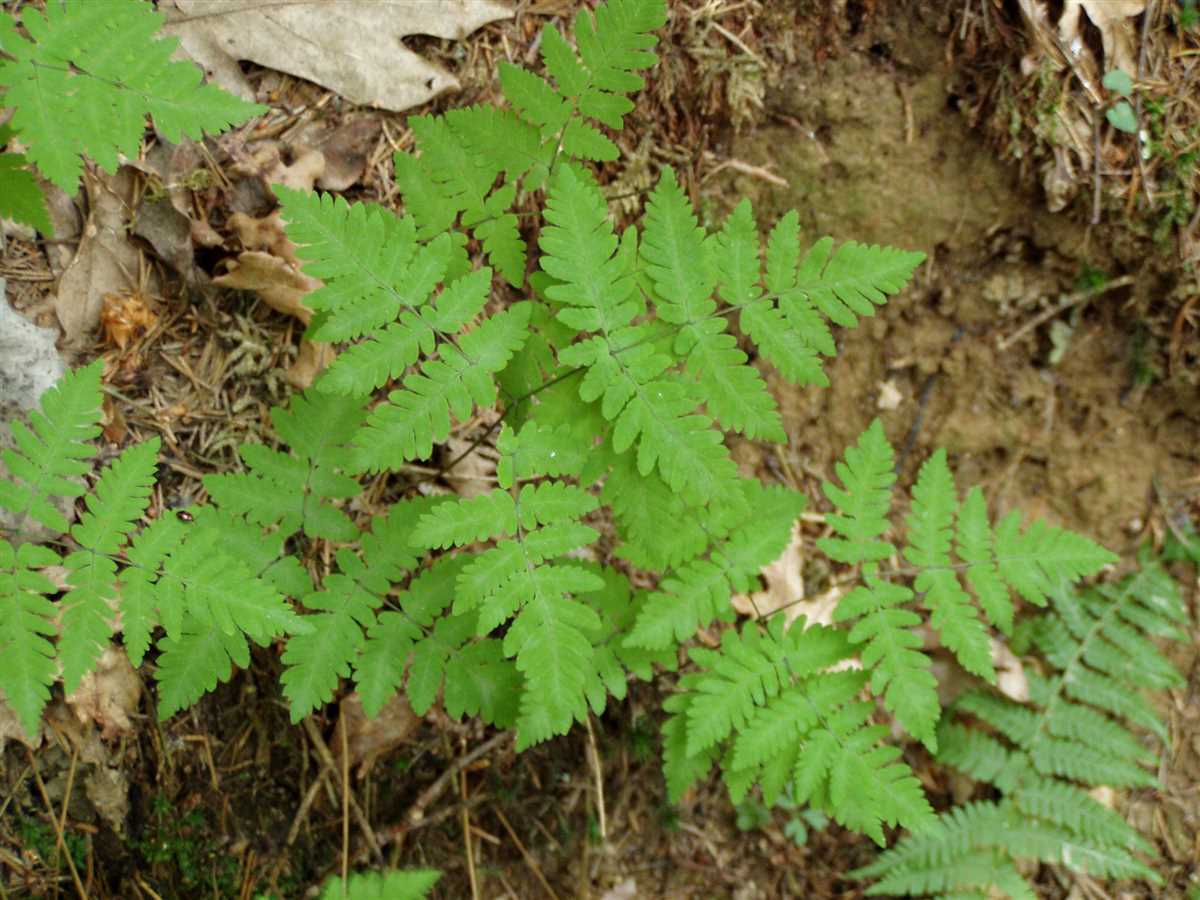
[65,645,143,741]
[731,523,809,625]
[333,692,420,778]
[55,169,159,346]
[85,766,130,836]
[163,0,512,113]
[100,291,158,350]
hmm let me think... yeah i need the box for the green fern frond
[543,167,742,506]
[350,303,531,471]
[317,868,440,900]
[0,540,60,736]
[858,560,1181,896]
[279,498,437,720]
[793,236,926,328]
[203,390,364,541]
[0,0,262,192]
[0,358,102,533]
[604,455,711,570]
[817,418,897,564]
[665,617,934,844]
[0,149,52,235]
[835,574,940,751]
[905,450,993,680]
[626,483,805,648]
[643,170,783,440]
[59,438,159,692]
[414,482,605,747]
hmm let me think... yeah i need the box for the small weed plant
[0,0,1189,895]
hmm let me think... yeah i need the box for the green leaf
[817,419,896,564]
[0,153,52,234]
[317,868,440,900]
[1106,101,1138,134]
[0,359,102,533]
[1101,69,1134,97]
[0,0,262,192]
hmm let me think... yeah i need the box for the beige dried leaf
[55,170,159,345]
[286,339,335,390]
[64,645,142,740]
[163,0,512,113]
[213,250,318,324]
[731,523,808,625]
[333,692,421,778]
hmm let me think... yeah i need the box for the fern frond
[817,418,897,564]
[59,439,159,692]
[792,236,925,328]
[666,617,934,844]
[136,517,305,718]
[204,390,365,541]
[0,358,102,533]
[155,617,253,719]
[642,171,783,440]
[626,483,805,648]
[904,450,993,679]
[317,868,440,900]
[835,574,940,751]
[604,454,711,570]
[350,304,531,470]
[0,540,60,737]
[0,0,261,191]
[414,481,605,747]
[0,149,52,235]
[508,0,664,163]
[859,560,1181,896]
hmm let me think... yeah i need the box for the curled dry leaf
[100,291,158,351]
[163,0,513,113]
[55,169,160,346]
[333,692,421,779]
[65,645,142,741]
[286,338,336,390]
[292,116,383,192]
[214,249,317,324]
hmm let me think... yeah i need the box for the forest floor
[1,1,1198,898]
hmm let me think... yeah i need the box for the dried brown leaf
[163,0,513,113]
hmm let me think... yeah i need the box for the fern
[0,0,261,205]
[317,868,440,900]
[663,616,935,846]
[3,4,1185,894]
[819,419,1115,751]
[854,557,1185,895]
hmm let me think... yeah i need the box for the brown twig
[459,744,480,900]
[387,730,514,854]
[997,275,1137,351]
[493,807,561,900]
[25,747,88,900]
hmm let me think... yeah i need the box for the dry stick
[388,730,514,854]
[1092,111,1104,225]
[459,753,480,900]
[24,748,88,900]
[340,717,350,893]
[492,807,561,900]
[583,715,607,843]
[1135,0,1156,210]
[298,718,384,866]
[996,274,1137,351]
[53,746,80,876]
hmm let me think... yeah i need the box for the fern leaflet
[0,0,262,192]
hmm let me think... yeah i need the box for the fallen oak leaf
[163,0,513,113]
